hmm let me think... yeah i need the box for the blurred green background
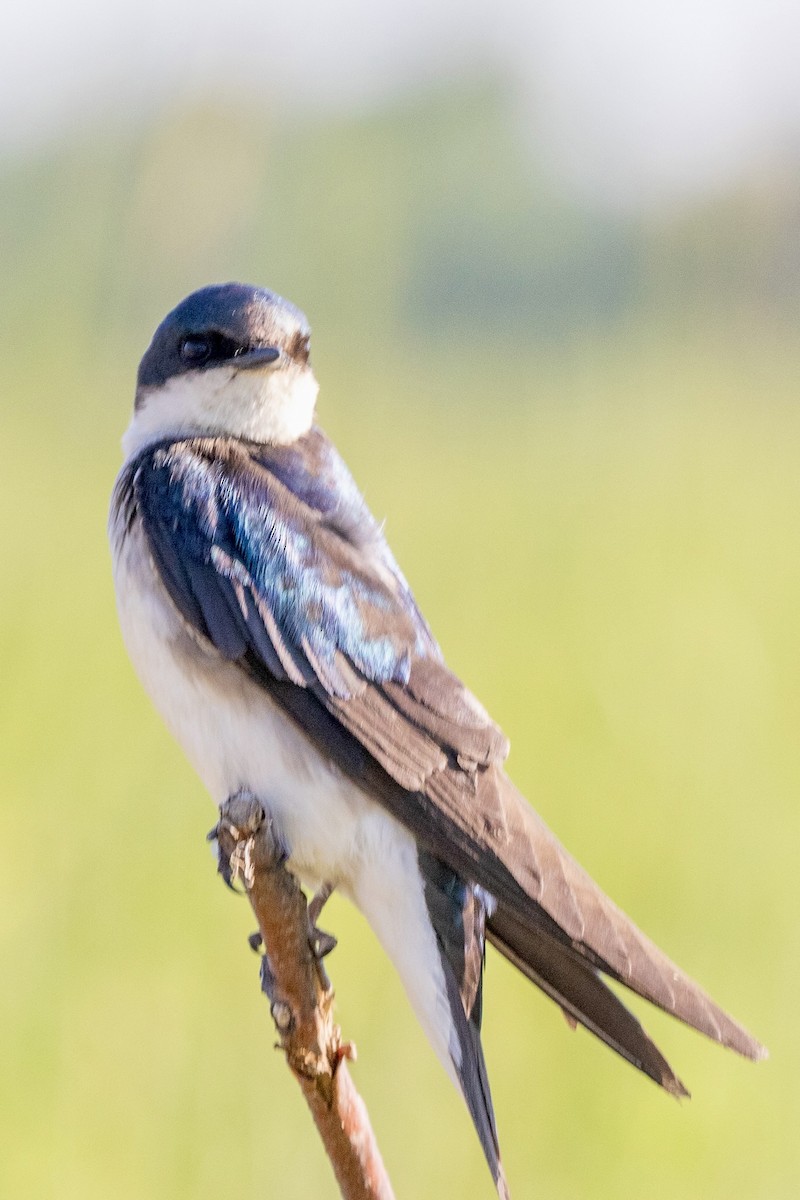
[1,26,799,1200]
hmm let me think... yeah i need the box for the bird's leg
[308,881,337,961]
[308,880,334,927]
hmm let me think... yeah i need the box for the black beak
[233,346,281,370]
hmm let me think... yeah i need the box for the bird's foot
[208,790,289,891]
[307,881,337,961]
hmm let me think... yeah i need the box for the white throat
[122,363,319,460]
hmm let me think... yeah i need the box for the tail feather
[491,775,767,1064]
[418,849,510,1197]
[488,905,689,1096]
[440,958,511,1200]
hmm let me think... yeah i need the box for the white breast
[111,517,379,886]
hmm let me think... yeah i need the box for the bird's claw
[207,821,237,890]
[309,928,338,960]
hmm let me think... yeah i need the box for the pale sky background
[4,0,800,207]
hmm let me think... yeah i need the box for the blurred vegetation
[1,81,797,1199]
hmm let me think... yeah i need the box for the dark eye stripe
[180,332,245,366]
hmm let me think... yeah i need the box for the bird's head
[124,283,319,457]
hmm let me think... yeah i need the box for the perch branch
[213,792,396,1200]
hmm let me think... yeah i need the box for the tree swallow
[109,283,764,1197]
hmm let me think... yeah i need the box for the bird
[109,282,765,1197]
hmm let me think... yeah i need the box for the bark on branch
[213,792,396,1200]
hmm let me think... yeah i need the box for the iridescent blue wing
[130,429,509,791]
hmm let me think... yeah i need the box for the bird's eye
[180,336,211,364]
